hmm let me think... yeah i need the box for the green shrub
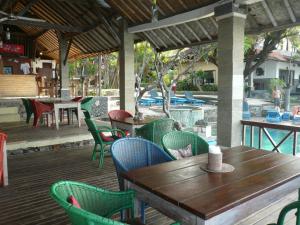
[176,79,198,91]
[202,84,218,92]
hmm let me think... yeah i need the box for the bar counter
[0,74,37,97]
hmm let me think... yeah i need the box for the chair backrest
[50,180,134,225]
[72,96,83,102]
[273,200,300,225]
[135,118,176,146]
[30,99,53,115]
[162,131,209,159]
[267,110,280,118]
[184,91,193,99]
[108,110,133,127]
[243,100,250,112]
[81,97,93,118]
[84,118,103,145]
[111,138,173,189]
[21,98,33,114]
[149,89,159,98]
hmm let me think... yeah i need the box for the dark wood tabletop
[122,146,300,220]
[111,116,158,125]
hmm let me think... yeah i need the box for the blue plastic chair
[138,98,156,106]
[111,138,173,223]
[266,110,282,123]
[184,91,205,105]
[149,89,163,105]
[170,91,189,105]
[242,100,251,119]
[281,112,291,121]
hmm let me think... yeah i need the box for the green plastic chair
[135,118,176,146]
[81,97,93,118]
[50,180,139,225]
[84,117,125,168]
[21,98,33,124]
[268,200,300,225]
[162,131,209,160]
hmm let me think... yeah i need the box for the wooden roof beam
[142,32,160,49]
[196,20,212,40]
[150,30,168,48]
[165,27,184,46]
[261,0,277,27]
[17,0,40,16]
[2,20,83,32]
[158,29,177,46]
[128,2,219,33]
[173,25,191,44]
[283,0,296,23]
[183,23,201,42]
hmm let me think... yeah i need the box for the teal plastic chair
[84,117,125,168]
[135,118,176,146]
[21,98,33,123]
[81,97,93,118]
[268,200,300,225]
[50,180,141,225]
[162,131,209,160]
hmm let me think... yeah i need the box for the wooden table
[53,101,81,130]
[110,116,157,136]
[122,146,300,225]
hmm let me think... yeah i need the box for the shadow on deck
[0,147,298,225]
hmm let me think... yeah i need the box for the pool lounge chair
[149,90,163,104]
[170,91,189,105]
[138,98,156,106]
[281,111,291,121]
[266,110,282,123]
[184,91,205,105]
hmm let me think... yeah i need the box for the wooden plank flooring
[0,147,298,225]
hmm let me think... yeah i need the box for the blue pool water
[245,127,299,155]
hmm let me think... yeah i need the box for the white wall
[31,59,56,74]
[252,60,278,79]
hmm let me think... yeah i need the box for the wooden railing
[241,119,300,156]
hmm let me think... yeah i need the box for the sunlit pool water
[244,126,299,155]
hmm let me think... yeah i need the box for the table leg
[67,109,71,125]
[55,106,59,130]
[77,103,81,128]
[3,141,8,186]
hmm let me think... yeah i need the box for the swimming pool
[244,126,299,155]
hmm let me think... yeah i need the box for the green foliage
[269,78,286,92]
[176,79,198,91]
[202,84,218,92]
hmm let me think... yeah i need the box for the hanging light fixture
[6,28,10,40]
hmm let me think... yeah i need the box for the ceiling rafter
[149,30,168,48]
[183,23,201,42]
[164,27,184,46]
[178,0,188,10]
[143,32,160,49]
[283,0,296,23]
[261,0,277,27]
[173,25,191,44]
[209,17,218,29]
[195,20,212,40]
[17,0,40,16]
[158,29,177,46]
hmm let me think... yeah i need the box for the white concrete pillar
[119,19,135,114]
[58,33,70,99]
[215,4,246,147]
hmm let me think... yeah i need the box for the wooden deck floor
[0,147,298,225]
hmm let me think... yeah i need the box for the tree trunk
[284,87,291,111]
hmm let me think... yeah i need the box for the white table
[54,102,81,130]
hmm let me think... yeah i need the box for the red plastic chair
[71,96,83,102]
[30,99,54,127]
[108,110,133,136]
[0,132,8,186]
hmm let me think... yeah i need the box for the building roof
[0,0,299,60]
